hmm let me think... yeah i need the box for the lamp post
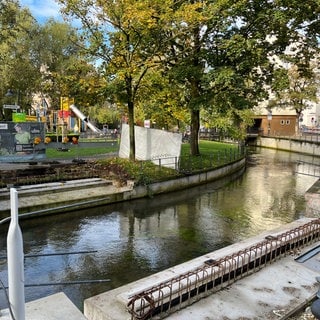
[267,110,272,136]
[3,89,20,121]
[5,89,14,98]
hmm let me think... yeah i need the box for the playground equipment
[69,104,102,134]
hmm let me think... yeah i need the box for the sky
[19,0,62,24]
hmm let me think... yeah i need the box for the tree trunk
[295,110,301,136]
[126,75,135,160]
[190,109,200,155]
[128,101,135,160]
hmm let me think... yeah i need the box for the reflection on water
[0,148,318,310]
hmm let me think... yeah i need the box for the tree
[155,1,270,154]
[272,62,319,134]
[87,102,121,129]
[0,0,40,118]
[58,0,319,158]
[33,19,89,109]
[159,0,319,154]
[58,0,169,160]
[134,69,189,131]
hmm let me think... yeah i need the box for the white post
[7,188,25,320]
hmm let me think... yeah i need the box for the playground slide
[69,104,102,133]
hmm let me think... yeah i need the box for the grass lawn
[45,144,119,159]
[181,140,238,156]
[179,140,241,172]
[45,140,238,161]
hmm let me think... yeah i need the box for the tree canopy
[57,0,319,157]
[0,1,99,120]
[1,0,319,157]
[0,0,40,118]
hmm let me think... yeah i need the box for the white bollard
[7,188,25,320]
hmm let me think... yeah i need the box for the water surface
[0,147,318,310]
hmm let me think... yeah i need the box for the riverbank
[0,157,246,219]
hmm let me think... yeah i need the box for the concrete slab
[0,292,87,320]
[84,218,320,320]
[0,179,132,219]
[168,252,319,320]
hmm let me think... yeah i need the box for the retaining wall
[0,158,246,218]
[126,158,246,200]
[255,136,320,156]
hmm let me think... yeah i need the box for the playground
[0,96,106,163]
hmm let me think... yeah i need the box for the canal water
[0,147,319,311]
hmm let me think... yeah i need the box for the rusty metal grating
[127,219,320,320]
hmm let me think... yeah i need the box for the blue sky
[20,0,62,23]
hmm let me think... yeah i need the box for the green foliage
[271,62,319,122]
[0,0,40,116]
[57,0,174,159]
[54,0,320,157]
[94,140,242,185]
[135,70,190,130]
[1,0,319,156]
[87,103,121,128]
[97,157,180,185]
[35,20,100,109]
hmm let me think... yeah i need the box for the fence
[127,219,320,320]
[138,145,246,175]
[296,160,320,178]
[261,133,320,144]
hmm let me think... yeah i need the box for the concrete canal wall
[255,136,320,156]
[127,158,246,199]
[0,158,246,219]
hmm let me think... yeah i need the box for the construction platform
[84,218,320,320]
[0,218,319,319]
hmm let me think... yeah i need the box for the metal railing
[127,219,320,320]
[138,146,246,175]
[261,133,320,144]
[296,160,320,178]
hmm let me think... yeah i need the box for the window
[280,119,291,125]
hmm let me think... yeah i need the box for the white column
[7,188,25,320]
